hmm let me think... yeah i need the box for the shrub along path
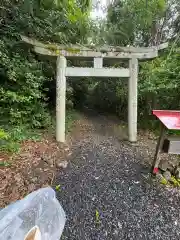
[57,112,180,240]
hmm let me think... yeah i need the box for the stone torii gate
[21,36,168,143]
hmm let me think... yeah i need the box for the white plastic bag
[0,187,66,240]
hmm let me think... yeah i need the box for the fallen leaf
[95,209,100,223]
[55,184,61,192]
[160,177,168,185]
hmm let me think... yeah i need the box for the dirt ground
[0,134,72,208]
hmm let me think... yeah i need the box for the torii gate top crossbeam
[21,36,168,59]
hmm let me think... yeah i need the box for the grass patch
[0,161,11,167]
[0,126,42,153]
[49,110,80,134]
[0,110,80,153]
[66,110,80,133]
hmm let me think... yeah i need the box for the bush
[0,126,42,153]
[0,39,51,129]
[138,46,180,127]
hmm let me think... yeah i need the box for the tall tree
[0,0,91,43]
[105,0,180,46]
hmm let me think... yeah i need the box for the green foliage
[0,0,180,153]
[160,177,168,185]
[0,0,90,153]
[0,0,91,44]
[0,127,19,153]
[0,126,42,153]
[138,45,180,128]
[66,110,80,133]
[0,39,51,128]
[95,209,100,224]
[48,109,80,136]
[87,78,128,118]
[105,0,179,46]
[55,184,61,192]
[0,128,9,140]
[72,44,180,130]
[0,161,11,167]
[9,126,42,142]
[71,0,180,131]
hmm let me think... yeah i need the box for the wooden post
[128,57,138,142]
[56,56,67,142]
[152,123,166,173]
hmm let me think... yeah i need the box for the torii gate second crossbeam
[21,36,168,143]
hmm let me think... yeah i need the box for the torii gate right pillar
[128,57,138,142]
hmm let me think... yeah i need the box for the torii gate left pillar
[56,56,67,142]
[129,57,138,142]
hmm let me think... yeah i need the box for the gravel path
[57,115,180,240]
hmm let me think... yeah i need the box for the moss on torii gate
[21,35,168,143]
